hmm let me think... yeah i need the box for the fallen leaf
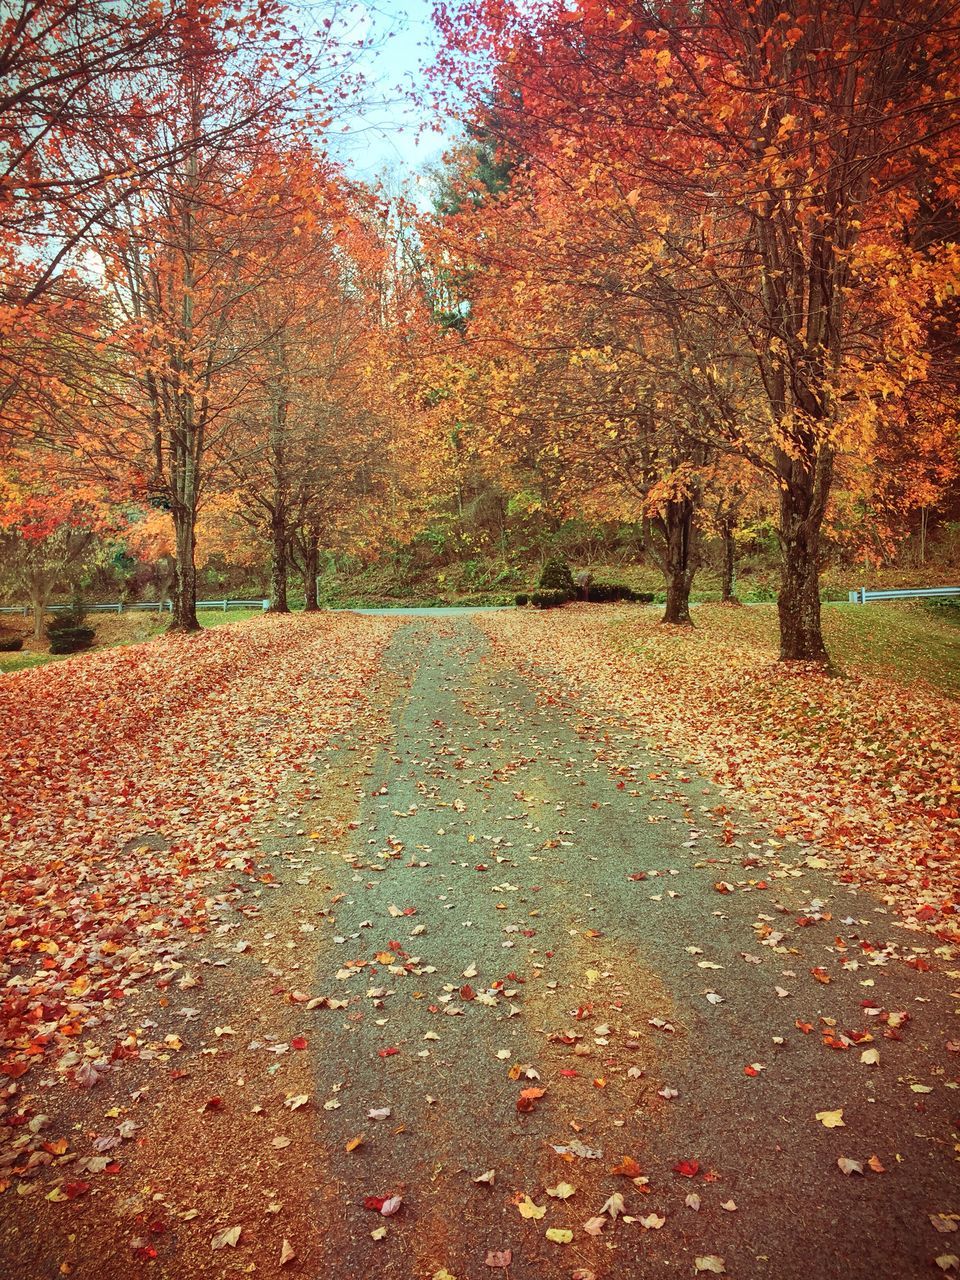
[546,1182,576,1199]
[601,1192,626,1219]
[279,1239,296,1267]
[816,1109,845,1129]
[694,1258,726,1275]
[485,1250,512,1269]
[545,1228,573,1244]
[517,1195,546,1220]
[211,1226,242,1250]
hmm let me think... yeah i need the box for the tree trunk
[30,577,48,640]
[720,518,739,604]
[777,455,831,663]
[660,497,698,626]
[303,531,320,611]
[269,514,289,613]
[171,507,200,632]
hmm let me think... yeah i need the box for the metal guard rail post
[848,586,960,604]
[1,598,269,615]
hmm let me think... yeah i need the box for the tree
[0,452,117,636]
[435,0,960,660]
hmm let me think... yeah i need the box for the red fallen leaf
[559,1069,579,1077]
[810,967,831,984]
[290,1036,308,1050]
[904,955,931,972]
[486,1250,513,1269]
[475,864,489,871]
[378,1047,399,1058]
[363,1195,387,1212]
[203,1097,224,1111]
[796,1020,814,1034]
[133,1247,158,1261]
[673,1159,700,1177]
[627,872,647,881]
[64,1180,91,1199]
[743,1064,760,1077]
[611,1155,643,1177]
[516,1086,547,1113]
[0,1061,29,1079]
[915,905,937,921]
[460,985,476,1001]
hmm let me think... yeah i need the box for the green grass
[671,600,960,697]
[0,608,264,676]
[823,602,960,695]
[197,608,263,627]
[0,651,60,674]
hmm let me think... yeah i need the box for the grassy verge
[614,599,960,698]
[0,609,265,675]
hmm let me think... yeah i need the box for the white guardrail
[0,599,269,616]
[848,586,960,604]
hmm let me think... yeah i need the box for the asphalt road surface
[2,616,956,1280]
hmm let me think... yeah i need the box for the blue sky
[324,0,460,189]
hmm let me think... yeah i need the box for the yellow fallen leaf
[546,1182,576,1200]
[815,1109,845,1128]
[545,1228,573,1244]
[517,1195,546,1220]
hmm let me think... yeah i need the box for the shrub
[537,557,575,596]
[46,599,87,636]
[0,634,24,652]
[515,593,529,606]
[47,600,95,654]
[585,581,636,603]
[530,588,570,609]
[49,627,95,655]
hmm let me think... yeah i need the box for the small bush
[538,557,575,596]
[633,591,655,604]
[47,599,88,637]
[515,592,529,606]
[0,634,24,652]
[49,627,95,655]
[46,598,95,653]
[530,588,570,609]
[585,581,636,603]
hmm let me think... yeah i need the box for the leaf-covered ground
[478,604,960,944]
[0,612,957,1280]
